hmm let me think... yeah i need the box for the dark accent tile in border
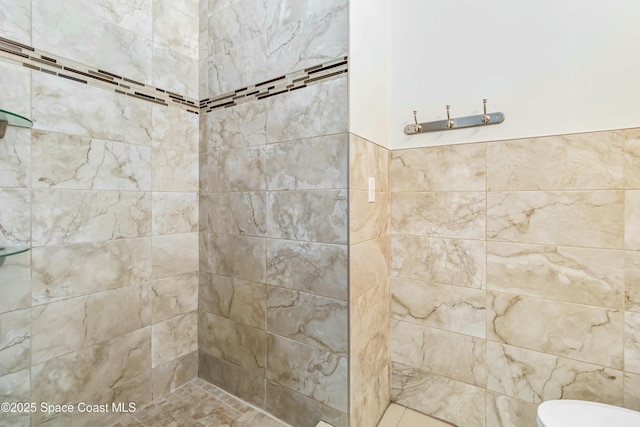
[123,77,145,86]
[0,36,34,51]
[58,73,88,84]
[307,60,348,75]
[64,66,118,85]
[305,69,346,85]
[98,69,123,79]
[23,63,40,71]
[0,47,28,58]
[40,55,57,63]
[31,57,62,68]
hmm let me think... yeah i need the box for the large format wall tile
[627,251,640,312]
[266,134,348,190]
[626,129,640,189]
[32,238,152,304]
[350,236,390,299]
[204,99,267,151]
[151,105,199,152]
[0,309,30,377]
[0,252,30,314]
[266,239,347,300]
[351,280,390,355]
[207,0,266,55]
[199,352,266,408]
[32,131,152,191]
[207,37,268,96]
[0,189,30,245]
[151,232,199,278]
[625,312,640,374]
[207,233,266,283]
[152,192,199,235]
[392,192,485,239]
[199,274,266,329]
[152,148,199,192]
[207,147,266,191]
[152,311,197,367]
[0,61,30,120]
[31,190,151,246]
[391,235,485,289]
[153,0,198,59]
[152,45,199,99]
[487,191,624,248]
[350,190,390,244]
[207,192,267,236]
[391,144,485,192]
[0,0,31,44]
[0,369,30,427]
[487,342,623,405]
[487,131,624,191]
[266,334,347,412]
[349,134,389,192]
[626,372,640,411]
[486,392,538,427]
[487,293,623,368]
[487,242,624,308]
[391,278,486,338]
[626,191,640,250]
[151,351,197,399]
[267,287,347,356]
[150,272,198,323]
[267,190,347,244]
[0,128,31,189]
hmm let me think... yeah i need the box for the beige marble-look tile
[391,144,485,192]
[32,238,152,304]
[626,190,640,250]
[392,192,485,239]
[207,233,266,283]
[208,146,266,191]
[487,242,624,309]
[266,77,348,144]
[153,0,198,58]
[31,189,151,246]
[0,188,30,246]
[207,0,265,55]
[199,273,266,329]
[151,232,199,279]
[205,98,266,151]
[150,272,198,323]
[350,236,390,299]
[152,45,199,99]
[267,334,347,412]
[625,372,640,411]
[487,342,623,405]
[32,72,153,145]
[350,190,390,245]
[207,191,267,237]
[267,190,348,244]
[266,134,348,191]
[487,292,624,368]
[267,239,347,300]
[32,130,152,190]
[376,403,405,427]
[391,362,485,427]
[349,133,390,192]
[267,287,348,356]
[487,191,624,248]
[0,127,30,188]
[0,308,29,377]
[391,235,486,289]
[626,129,640,189]
[152,192,199,235]
[199,351,265,408]
[266,380,347,427]
[0,369,30,427]
[31,327,150,405]
[152,148,199,192]
[207,36,268,96]
[0,60,30,119]
[152,311,197,367]
[199,312,266,374]
[391,277,486,338]
[0,0,31,44]
[151,105,199,152]
[486,392,538,427]
[151,351,197,399]
[625,311,640,374]
[626,251,640,312]
[0,251,30,314]
[488,131,624,191]
[31,284,150,364]
[399,408,452,427]
[351,280,390,355]
[391,320,486,387]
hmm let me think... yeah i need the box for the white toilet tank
[537,400,640,427]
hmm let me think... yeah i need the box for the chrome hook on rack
[481,98,490,124]
[412,110,422,133]
[446,105,454,129]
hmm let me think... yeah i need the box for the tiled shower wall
[389,129,640,427]
[0,1,199,426]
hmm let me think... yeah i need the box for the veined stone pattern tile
[153,0,199,59]
[487,190,624,249]
[487,292,624,369]
[626,129,640,189]
[207,146,267,192]
[31,189,151,247]
[0,0,31,44]
[487,242,624,309]
[0,128,30,189]
[266,333,347,412]
[625,311,640,374]
[152,192,199,235]
[204,98,267,151]
[0,369,30,427]
[31,284,150,364]
[487,131,625,191]
[391,143,486,192]
[207,37,268,96]
[350,236,390,299]
[486,342,623,405]
[152,148,199,192]
[266,239,348,301]
[392,192,486,239]
[626,190,640,250]
[266,134,348,190]
[391,277,486,338]
[0,252,30,314]
[151,105,199,152]
[0,60,30,119]
[391,320,486,387]
[391,235,486,289]
[31,238,152,305]
[207,191,267,236]
[351,280,390,355]
[0,309,30,377]
[349,133,390,192]
[151,232,199,279]
[199,352,266,408]
[207,233,266,283]
[151,351,197,399]
[199,273,266,329]
[152,311,198,367]
[150,272,198,323]
[267,190,348,244]
[32,130,152,191]
[391,362,485,427]
[0,189,30,246]
[152,44,199,100]
[350,190,390,245]
[267,287,348,356]
[626,251,640,312]
[486,392,538,427]
[207,0,266,56]
[626,372,640,411]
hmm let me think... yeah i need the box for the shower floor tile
[377,403,455,427]
[111,378,289,427]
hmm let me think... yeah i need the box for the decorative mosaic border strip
[0,36,349,115]
[200,56,348,113]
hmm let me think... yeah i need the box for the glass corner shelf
[0,246,30,266]
[0,109,33,139]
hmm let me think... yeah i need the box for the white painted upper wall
[349,0,391,148]
[389,0,640,149]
